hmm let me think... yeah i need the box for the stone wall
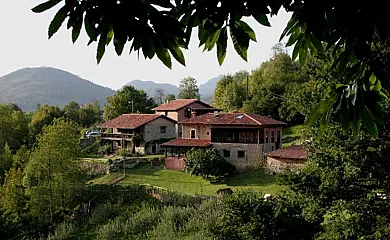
[213,143,265,171]
[144,117,176,154]
[265,156,306,174]
[182,124,211,140]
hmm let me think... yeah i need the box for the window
[265,131,269,143]
[164,111,168,116]
[271,131,275,143]
[223,150,230,158]
[190,129,196,139]
[277,131,280,142]
[271,146,275,151]
[237,150,245,158]
[184,108,191,118]
[160,126,167,133]
[207,131,210,135]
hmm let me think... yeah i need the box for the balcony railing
[211,137,259,144]
[101,133,143,139]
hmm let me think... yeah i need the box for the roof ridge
[244,113,262,125]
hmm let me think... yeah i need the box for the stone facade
[213,143,265,171]
[266,156,306,174]
[182,124,211,140]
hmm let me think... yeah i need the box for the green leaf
[280,18,298,41]
[32,0,61,13]
[299,38,308,66]
[237,21,257,42]
[168,42,185,66]
[310,35,324,53]
[106,28,114,45]
[351,111,361,139]
[252,13,271,27]
[217,28,228,65]
[96,30,108,64]
[230,23,249,61]
[71,15,82,43]
[156,47,172,69]
[367,102,384,126]
[204,29,221,51]
[306,95,336,125]
[142,37,156,59]
[291,35,303,61]
[361,107,378,137]
[48,6,69,39]
[84,13,97,41]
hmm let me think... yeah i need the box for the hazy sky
[0,1,291,90]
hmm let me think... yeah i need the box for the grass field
[92,163,283,196]
[282,124,306,147]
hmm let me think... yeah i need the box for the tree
[34,0,390,136]
[1,168,27,216]
[29,104,63,139]
[154,88,166,105]
[104,86,157,120]
[24,119,86,222]
[178,77,200,100]
[185,148,235,178]
[78,101,104,127]
[242,49,308,122]
[0,144,13,185]
[212,71,248,112]
[0,104,29,152]
[63,101,80,123]
[164,94,176,103]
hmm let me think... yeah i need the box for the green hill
[0,67,116,111]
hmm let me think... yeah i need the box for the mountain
[199,75,222,96]
[0,67,116,111]
[199,75,222,103]
[125,75,222,103]
[124,79,179,97]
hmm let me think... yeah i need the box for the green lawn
[282,124,306,147]
[92,163,283,196]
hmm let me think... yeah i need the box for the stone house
[100,114,176,154]
[266,145,308,173]
[161,113,287,171]
[152,99,220,137]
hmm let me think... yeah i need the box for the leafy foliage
[212,71,248,112]
[178,77,200,100]
[0,104,29,151]
[34,0,390,136]
[24,118,87,222]
[164,94,176,103]
[104,85,156,120]
[28,104,63,139]
[185,148,235,178]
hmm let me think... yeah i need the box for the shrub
[89,203,121,226]
[81,139,100,155]
[47,222,78,240]
[117,148,133,157]
[97,144,113,155]
[185,148,235,178]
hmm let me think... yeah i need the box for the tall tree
[0,104,29,152]
[164,94,176,103]
[212,71,248,112]
[29,105,63,139]
[24,119,86,223]
[178,77,200,99]
[78,101,104,127]
[104,86,156,120]
[63,101,80,123]
[154,88,166,105]
[242,49,308,122]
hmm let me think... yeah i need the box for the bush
[185,149,235,178]
[47,222,78,240]
[97,144,113,155]
[117,148,133,157]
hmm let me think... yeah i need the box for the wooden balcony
[211,137,259,144]
[101,133,143,140]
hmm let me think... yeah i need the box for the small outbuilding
[266,145,308,174]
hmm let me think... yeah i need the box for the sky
[0,1,291,90]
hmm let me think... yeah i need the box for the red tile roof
[161,139,212,147]
[100,114,175,129]
[180,113,286,126]
[267,145,308,160]
[152,99,213,111]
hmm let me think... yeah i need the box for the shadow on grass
[225,168,277,187]
[283,136,300,144]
